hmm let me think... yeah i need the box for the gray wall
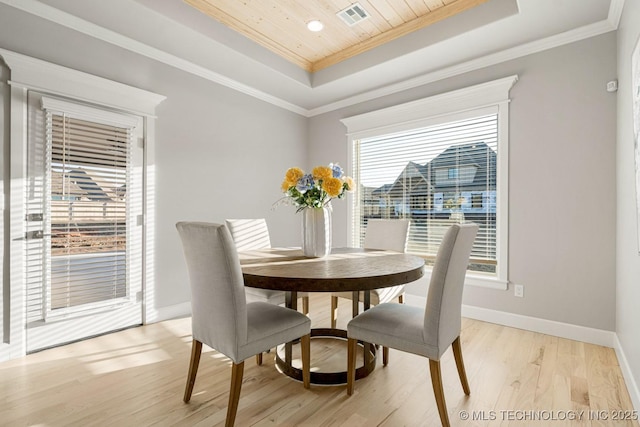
[616,0,640,402]
[151,71,307,308]
[309,33,618,331]
[0,4,623,333]
[0,4,308,312]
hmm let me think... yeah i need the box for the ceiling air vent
[337,3,370,26]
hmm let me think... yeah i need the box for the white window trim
[41,96,141,128]
[1,48,164,117]
[0,48,165,362]
[341,75,518,290]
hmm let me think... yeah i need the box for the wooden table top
[239,247,425,293]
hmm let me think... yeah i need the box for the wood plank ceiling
[184,0,489,72]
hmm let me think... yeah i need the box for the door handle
[26,213,44,222]
[25,230,44,240]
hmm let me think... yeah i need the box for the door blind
[48,113,130,312]
[24,97,137,323]
[352,113,498,275]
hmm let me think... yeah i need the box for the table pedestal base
[275,328,376,385]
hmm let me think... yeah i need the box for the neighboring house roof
[51,171,85,196]
[428,142,497,191]
[370,142,497,197]
[68,169,112,202]
[386,161,430,195]
[371,183,393,196]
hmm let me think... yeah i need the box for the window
[47,107,132,311]
[342,76,517,289]
[471,193,483,209]
[354,114,497,274]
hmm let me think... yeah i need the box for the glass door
[25,92,143,352]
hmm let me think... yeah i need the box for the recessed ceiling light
[307,20,324,32]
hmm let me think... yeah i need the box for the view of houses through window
[353,114,498,275]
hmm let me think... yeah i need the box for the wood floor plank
[0,294,637,427]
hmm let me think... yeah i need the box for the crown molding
[0,0,621,118]
[607,0,625,29]
[0,48,165,116]
[308,18,617,116]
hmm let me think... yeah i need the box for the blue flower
[296,174,315,193]
[330,163,343,178]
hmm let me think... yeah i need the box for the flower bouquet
[279,163,354,257]
[280,163,354,212]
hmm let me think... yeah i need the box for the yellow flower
[312,166,332,181]
[322,177,343,197]
[281,180,292,192]
[284,167,304,187]
[344,176,355,191]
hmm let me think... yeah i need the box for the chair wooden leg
[183,339,202,403]
[226,361,244,427]
[255,353,263,365]
[383,346,389,366]
[300,333,311,389]
[302,296,310,315]
[330,296,338,329]
[347,338,357,396]
[398,294,404,304]
[429,359,450,427]
[452,336,470,395]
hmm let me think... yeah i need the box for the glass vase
[301,206,332,258]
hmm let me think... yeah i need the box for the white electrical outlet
[514,284,524,298]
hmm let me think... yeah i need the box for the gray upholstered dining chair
[330,219,410,328]
[225,218,310,315]
[176,222,311,427]
[346,223,478,427]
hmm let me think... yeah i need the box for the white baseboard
[404,295,616,347]
[404,295,638,411]
[614,335,640,412]
[144,301,191,324]
[462,304,616,348]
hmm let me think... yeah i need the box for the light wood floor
[1,294,637,427]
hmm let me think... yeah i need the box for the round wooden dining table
[239,247,425,385]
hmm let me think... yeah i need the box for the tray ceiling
[184,0,489,72]
[0,0,619,114]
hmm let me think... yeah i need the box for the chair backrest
[225,218,272,250]
[176,222,247,361]
[423,223,478,357]
[363,219,410,253]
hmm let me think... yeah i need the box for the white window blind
[49,113,130,310]
[353,113,498,275]
[25,97,137,322]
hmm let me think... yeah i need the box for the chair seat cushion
[238,302,311,362]
[347,303,440,360]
